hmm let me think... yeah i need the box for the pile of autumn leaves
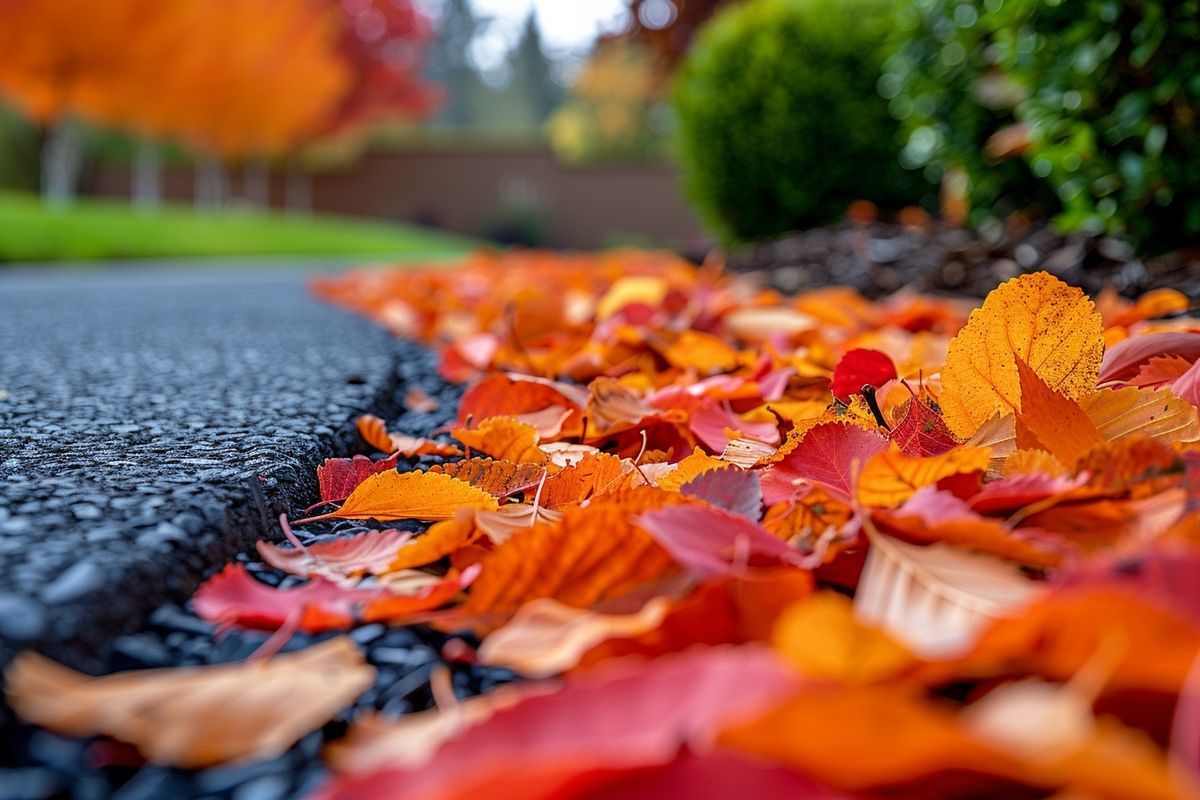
[9,249,1200,799]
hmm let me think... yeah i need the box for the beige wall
[88,146,711,251]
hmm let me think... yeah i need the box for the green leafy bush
[673,0,922,243]
[887,0,1200,251]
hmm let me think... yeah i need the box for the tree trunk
[242,159,270,210]
[193,155,226,212]
[132,140,161,212]
[284,166,311,216]
[41,120,84,209]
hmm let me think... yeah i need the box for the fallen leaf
[403,387,440,413]
[888,394,960,457]
[427,458,546,499]
[857,446,990,508]
[257,528,412,585]
[453,417,547,464]
[458,489,684,633]
[477,596,674,678]
[4,637,373,769]
[679,467,763,521]
[316,454,400,503]
[654,448,730,492]
[761,422,889,502]
[1099,332,1200,384]
[355,414,460,457]
[939,272,1104,438]
[312,646,803,800]
[193,564,466,632]
[1081,386,1200,444]
[637,503,809,578]
[295,470,499,524]
[772,592,914,684]
[855,522,1043,657]
[1014,355,1103,468]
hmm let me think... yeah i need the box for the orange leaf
[538,452,630,508]
[355,414,461,457]
[772,592,914,684]
[4,638,373,769]
[453,417,547,464]
[939,272,1104,438]
[458,489,684,633]
[654,448,730,492]
[428,458,546,498]
[857,445,991,508]
[296,470,498,524]
[1014,355,1102,468]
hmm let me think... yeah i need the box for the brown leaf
[427,458,546,499]
[4,638,373,769]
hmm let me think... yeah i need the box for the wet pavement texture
[0,267,408,675]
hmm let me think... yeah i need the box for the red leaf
[317,455,400,503]
[637,504,809,577]
[680,468,763,521]
[968,472,1089,515]
[192,564,465,633]
[888,396,959,457]
[761,422,888,503]
[311,646,803,800]
[830,349,897,403]
[1098,332,1200,384]
[687,399,780,453]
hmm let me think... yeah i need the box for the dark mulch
[728,219,1200,299]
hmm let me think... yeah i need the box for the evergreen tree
[424,0,489,126]
[507,11,564,125]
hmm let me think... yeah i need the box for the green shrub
[887,0,1200,251]
[673,0,923,243]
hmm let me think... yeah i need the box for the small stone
[0,593,47,641]
[70,503,103,521]
[39,561,104,605]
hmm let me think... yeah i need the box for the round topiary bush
[673,0,923,244]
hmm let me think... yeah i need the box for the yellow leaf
[1080,386,1200,444]
[939,272,1104,438]
[595,275,668,320]
[299,471,498,524]
[4,638,373,769]
[453,417,546,464]
[772,592,913,684]
[660,330,739,374]
[857,446,991,508]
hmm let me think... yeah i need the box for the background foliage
[672,0,921,244]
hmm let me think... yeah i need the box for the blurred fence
[87,146,708,252]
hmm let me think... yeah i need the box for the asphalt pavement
[0,264,410,673]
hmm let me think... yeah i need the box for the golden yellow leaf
[298,471,498,524]
[595,275,669,320]
[1003,448,1068,478]
[4,638,373,769]
[857,446,991,508]
[453,417,547,464]
[772,592,913,684]
[939,272,1104,438]
[660,330,740,374]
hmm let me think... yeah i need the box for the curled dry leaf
[295,470,499,524]
[938,272,1105,438]
[257,527,412,585]
[4,637,373,769]
[720,436,779,468]
[355,414,461,457]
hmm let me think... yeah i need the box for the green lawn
[0,191,476,262]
